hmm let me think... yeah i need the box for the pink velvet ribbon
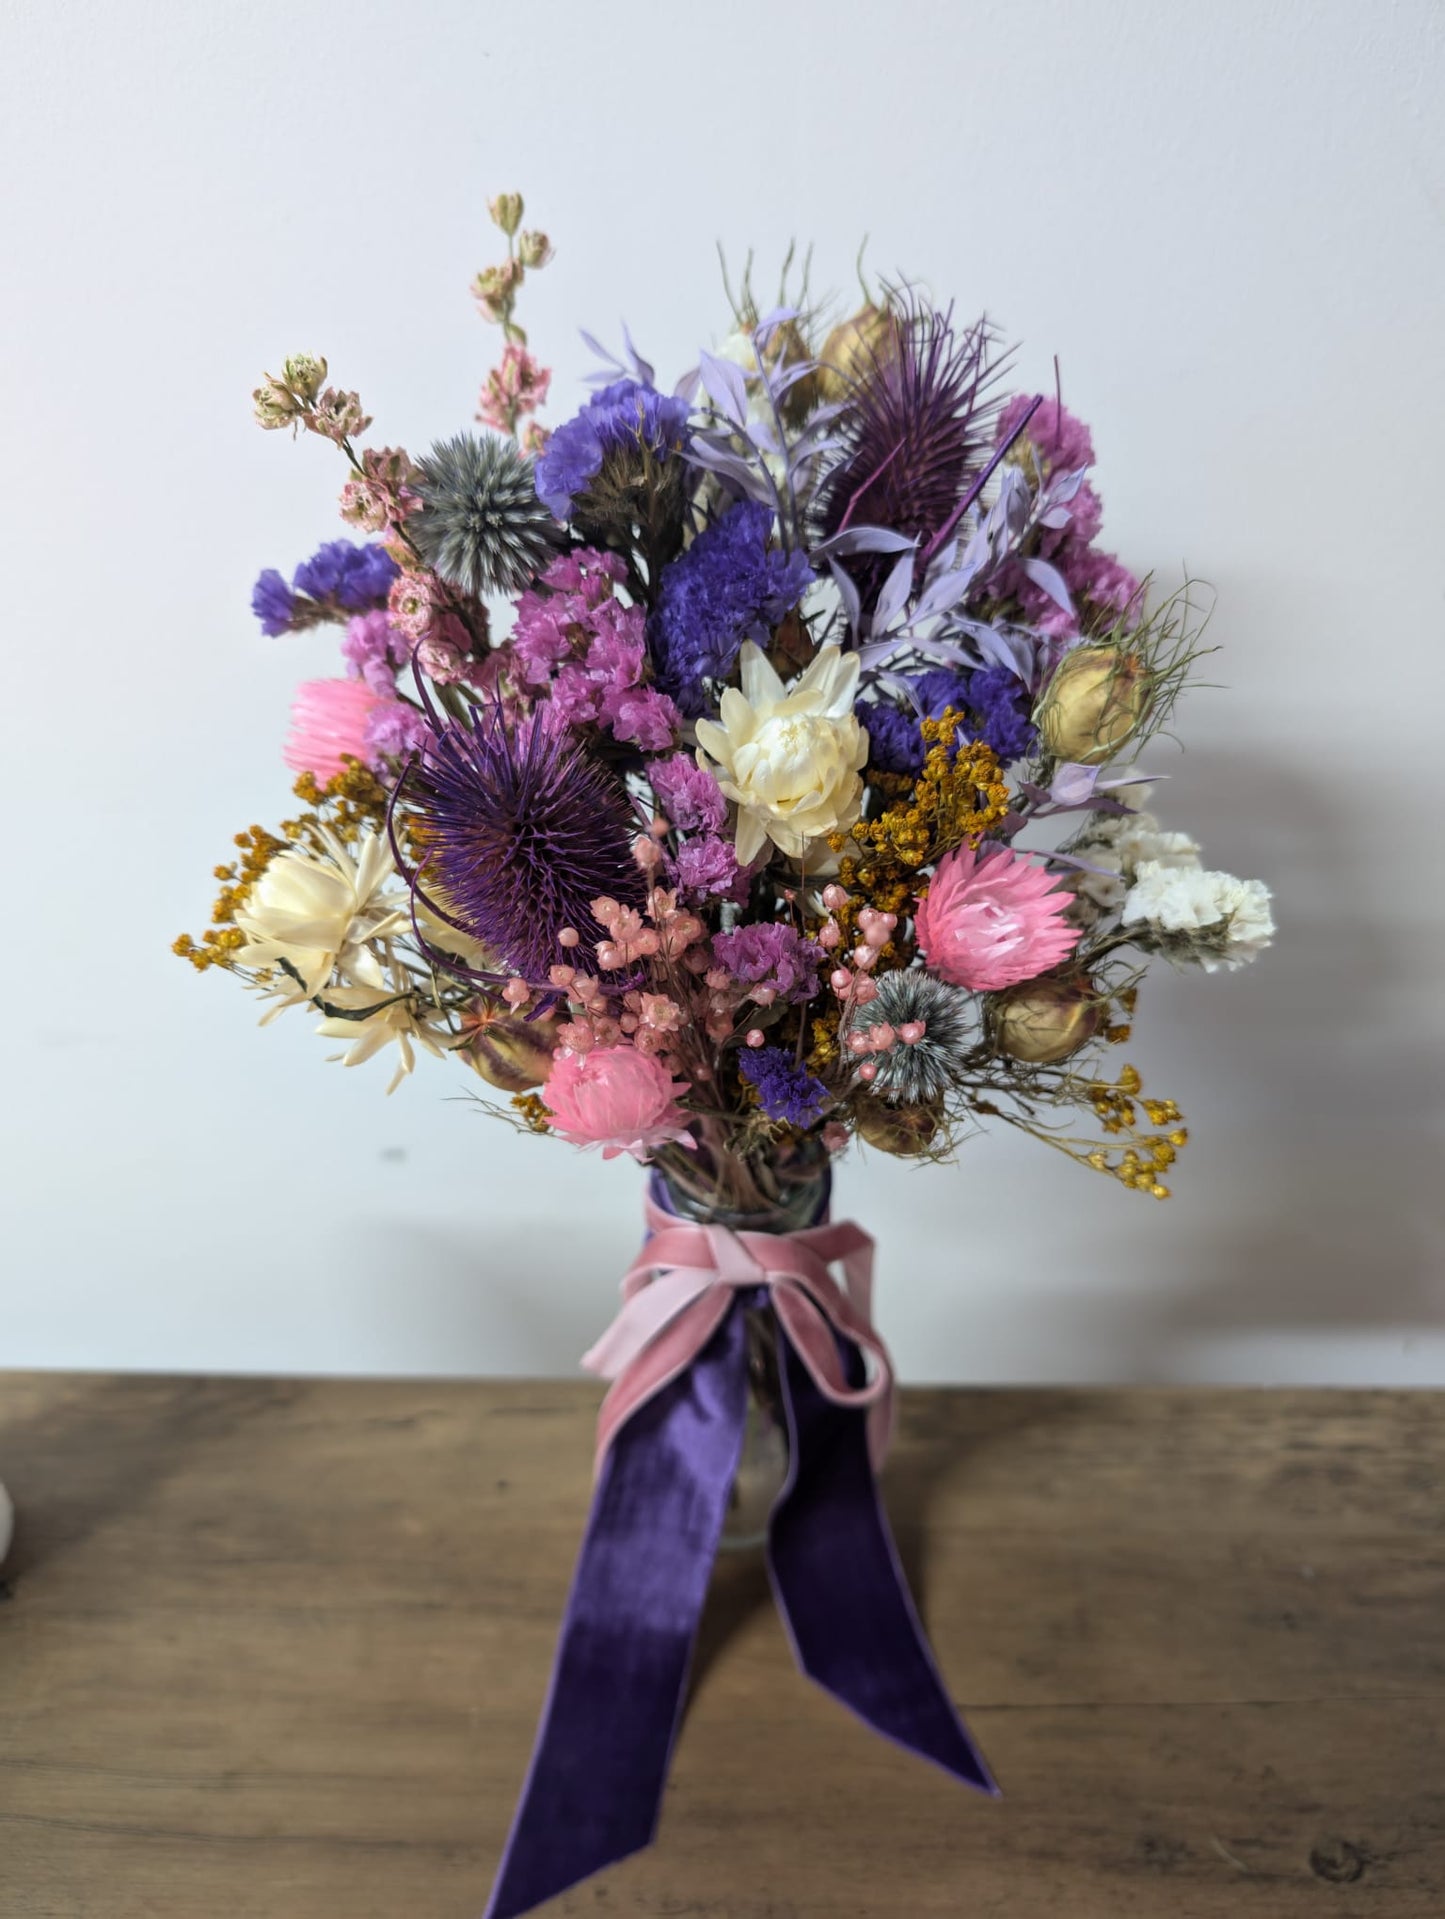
[582,1193,895,1474]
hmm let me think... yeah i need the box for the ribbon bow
[484,1188,996,1919]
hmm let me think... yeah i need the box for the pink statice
[477,343,552,434]
[915,843,1080,991]
[604,685,681,751]
[712,921,824,1002]
[998,394,1095,475]
[509,546,677,750]
[363,697,433,763]
[672,834,748,903]
[541,1044,693,1160]
[283,678,380,781]
[341,608,409,694]
[649,754,728,833]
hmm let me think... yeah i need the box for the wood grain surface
[0,1375,1441,1916]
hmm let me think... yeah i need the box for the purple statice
[293,539,399,609]
[858,662,1037,774]
[649,754,728,833]
[534,378,691,520]
[713,923,823,1004]
[962,664,1038,763]
[251,568,298,636]
[649,501,815,717]
[252,540,399,636]
[671,834,749,904]
[856,698,925,776]
[363,697,434,763]
[737,1046,830,1127]
[340,609,410,695]
[400,702,645,981]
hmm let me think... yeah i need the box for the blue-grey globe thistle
[397,702,645,983]
[850,969,979,1104]
[411,432,561,597]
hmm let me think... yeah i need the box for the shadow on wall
[1131,742,1444,1368]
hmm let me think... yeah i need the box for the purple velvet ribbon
[483,1214,996,1918]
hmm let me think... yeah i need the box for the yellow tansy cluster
[173,761,391,973]
[1081,1065,1188,1198]
[823,710,1010,964]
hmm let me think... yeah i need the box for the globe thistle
[848,970,979,1105]
[396,702,645,983]
[411,432,561,598]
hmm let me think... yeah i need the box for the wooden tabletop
[0,1376,1440,1917]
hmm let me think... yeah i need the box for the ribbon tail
[484,1303,750,1919]
[767,1328,999,1797]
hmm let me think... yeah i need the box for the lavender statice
[252,540,398,635]
[713,922,823,1003]
[737,1046,830,1126]
[649,501,815,717]
[363,697,433,762]
[534,378,690,519]
[671,835,748,903]
[399,703,645,981]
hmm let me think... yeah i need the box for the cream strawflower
[234,827,408,995]
[695,642,868,864]
[315,983,453,1095]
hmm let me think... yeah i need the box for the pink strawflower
[915,843,1080,991]
[541,1044,693,1160]
[283,678,380,781]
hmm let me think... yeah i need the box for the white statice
[1073,808,1202,913]
[696,642,867,863]
[1121,861,1275,971]
[234,827,407,994]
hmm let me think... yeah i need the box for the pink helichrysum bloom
[915,843,1080,991]
[389,569,442,641]
[477,344,553,434]
[283,678,380,782]
[541,1045,693,1160]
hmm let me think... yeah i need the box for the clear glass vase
[652,1142,830,1552]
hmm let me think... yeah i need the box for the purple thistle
[398,703,645,982]
[817,295,1008,577]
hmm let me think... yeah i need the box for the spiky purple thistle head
[816,294,1009,568]
[399,702,645,982]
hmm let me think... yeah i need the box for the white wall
[3,0,1442,1385]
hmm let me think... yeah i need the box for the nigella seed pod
[1035,645,1153,765]
[815,304,899,406]
[470,1012,559,1093]
[855,1097,941,1157]
[989,978,1101,1065]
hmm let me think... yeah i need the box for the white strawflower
[1121,861,1275,971]
[234,828,407,995]
[695,642,868,864]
